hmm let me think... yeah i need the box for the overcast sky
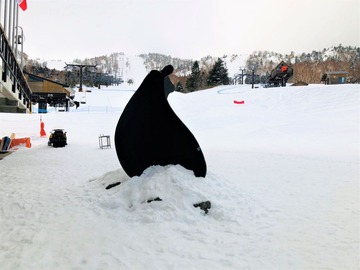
[18,0,359,61]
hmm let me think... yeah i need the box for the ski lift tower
[65,63,97,91]
[239,67,246,84]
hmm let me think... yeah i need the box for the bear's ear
[160,65,174,78]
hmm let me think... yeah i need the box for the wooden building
[24,72,74,113]
[321,71,348,85]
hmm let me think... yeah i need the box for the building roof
[24,71,69,87]
[321,71,349,82]
[323,71,349,75]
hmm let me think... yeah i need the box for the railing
[0,25,31,110]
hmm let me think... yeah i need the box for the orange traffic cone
[40,121,46,137]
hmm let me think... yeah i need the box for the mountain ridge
[24,45,360,86]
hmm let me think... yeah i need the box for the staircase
[0,97,26,113]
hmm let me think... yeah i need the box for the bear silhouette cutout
[114,65,206,178]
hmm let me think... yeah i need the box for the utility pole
[65,63,96,91]
[251,69,255,89]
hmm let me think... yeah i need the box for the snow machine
[48,129,67,148]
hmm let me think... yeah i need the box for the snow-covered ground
[0,82,359,270]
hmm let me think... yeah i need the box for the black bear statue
[114,65,207,178]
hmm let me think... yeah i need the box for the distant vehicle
[48,129,67,148]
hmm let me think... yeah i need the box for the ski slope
[0,83,359,270]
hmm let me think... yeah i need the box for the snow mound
[89,165,268,225]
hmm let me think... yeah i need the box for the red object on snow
[233,100,245,104]
[10,137,31,148]
[40,121,46,137]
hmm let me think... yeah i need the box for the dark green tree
[176,81,185,93]
[186,61,201,92]
[207,58,230,86]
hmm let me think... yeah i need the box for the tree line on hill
[245,45,360,85]
[23,45,359,92]
[179,58,229,92]
[179,45,359,91]
[23,56,123,88]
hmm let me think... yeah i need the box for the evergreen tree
[176,81,185,93]
[186,61,201,92]
[207,58,230,86]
